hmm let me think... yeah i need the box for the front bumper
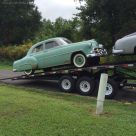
[87,48,107,57]
[112,48,124,54]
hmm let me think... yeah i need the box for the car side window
[45,41,59,49]
[32,44,43,53]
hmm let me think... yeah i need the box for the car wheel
[59,76,75,93]
[24,69,34,76]
[73,53,86,68]
[76,76,95,96]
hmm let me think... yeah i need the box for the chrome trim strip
[112,49,124,54]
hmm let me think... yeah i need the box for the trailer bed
[0,61,135,99]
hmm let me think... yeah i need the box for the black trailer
[0,62,136,99]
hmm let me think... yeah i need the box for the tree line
[0,0,136,48]
[34,17,82,43]
[0,0,41,45]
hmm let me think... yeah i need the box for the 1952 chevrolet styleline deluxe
[13,37,107,75]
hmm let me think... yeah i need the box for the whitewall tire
[73,53,86,68]
[24,69,34,76]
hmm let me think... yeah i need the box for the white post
[96,73,108,115]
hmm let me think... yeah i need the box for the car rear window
[32,44,43,53]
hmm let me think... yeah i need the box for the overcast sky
[35,0,82,21]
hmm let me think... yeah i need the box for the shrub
[0,42,32,61]
[100,55,136,64]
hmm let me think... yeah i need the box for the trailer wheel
[76,76,95,96]
[59,76,75,93]
[94,79,118,99]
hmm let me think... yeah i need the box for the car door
[30,43,45,68]
[41,40,69,68]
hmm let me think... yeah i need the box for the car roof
[27,37,67,55]
[124,32,136,37]
[34,37,66,46]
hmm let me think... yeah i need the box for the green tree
[54,18,71,39]
[35,17,81,43]
[54,17,81,41]
[34,19,55,42]
[77,0,136,47]
[0,0,41,45]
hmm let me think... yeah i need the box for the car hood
[68,39,99,48]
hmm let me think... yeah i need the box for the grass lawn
[0,84,135,136]
[0,60,12,70]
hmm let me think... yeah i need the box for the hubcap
[80,81,90,93]
[74,54,86,68]
[61,79,71,90]
[105,83,113,96]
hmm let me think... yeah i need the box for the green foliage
[54,17,81,42]
[0,59,12,70]
[77,0,136,47]
[0,0,41,45]
[0,42,32,60]
[34,19,55,43]
[34,17,82,43]
[100,55,136,64]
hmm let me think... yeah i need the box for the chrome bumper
[112,48,124,54]
[87,48,107,57]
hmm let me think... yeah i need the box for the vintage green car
[13,37,107,75]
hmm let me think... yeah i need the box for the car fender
[72,43,92,55]
[15,56,38,71]
[24,56,38,69]
[115,36,136,54]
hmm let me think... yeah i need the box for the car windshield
[58,38,72,45]
[63,38,72,44]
